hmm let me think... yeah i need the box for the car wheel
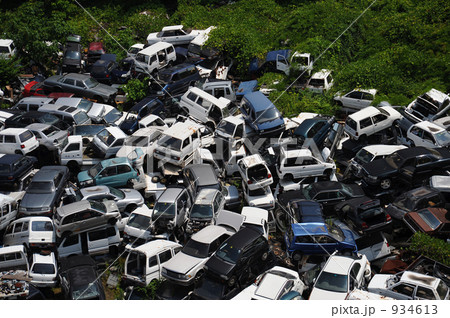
[125,204,137,213]
[261,251,268,262]
[14,150,23,155]
[228,275,236,287]
[275,209,287,233]
[283,174,293,181]
[292,251,303,262]
[380,178,392,190]
[194,270,204,284]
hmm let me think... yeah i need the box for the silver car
[53,200,120,238]
[26,123,69,151]
[66,185,144,213]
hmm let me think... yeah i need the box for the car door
[97,166,117,186]
[358,117,374,138]
[156,249,173,279]
[414,286,438,300]
[349,262,363,289]
[87,228,108,255]
[4,134,16,153]
[276,54,289,74]
[409,126,423,146]
[422,130,437,148]
[86,209,106,229]
[413,156,435,181]
[343,91,364,110]
[316,235,338,254]
[371,113,388,133]
[75,80,89,96]
[146,255,159,284]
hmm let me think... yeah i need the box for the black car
[361,147,450,191]
[190,275,241,300]
[385,186,449,222]
[335,196,392,234]
[151,63,201,97]
[278,181,366,215]
[90,59,117,84]
[59,255,106,300]
[62,42,83,73]
[0,154,36,191]
[119,97,165,135]
[4,111,73,133]
[203,227,269,288]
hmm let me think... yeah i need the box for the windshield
[159,135,182,151]
[84,78,99,89]
[104,108,122,123]
[354,149,374,164]
[417,209,441,230]
[315,271,348,293]
[434,130,450,146]
[308,79,325,87]
[152,202,176,219]
[249,187,269,196]
[215,242,241,264]
[42,125,60,137]
[27,181,53,193]
[385,152,403,169]
[182,239,209,258]
[108,186,125,199]
[216,121,235,136]
[302,184,317,200]
[190,204,213,219]
[88,162,102,178]
[77,99,93,112]
[326,223,345,241]
[72,283,101,300]
[74,111,89,124]
[65,51,80,60]
[125,136,149,147]
[198,59,218,69]
[256,107,280,123]
[127,213,151,230]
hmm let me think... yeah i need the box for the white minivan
[0,128,39,155]
[134,42,176,75]
[57,225,120,258]
[3,217,55,251]
[0,245,29,271]
[123,240,181,286]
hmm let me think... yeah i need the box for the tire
[324,169,332,177]
[380,178,392,190]
[292,251,303,263]
[194,270,204,284]
[275,209,287,233]
[125,204,137,214]
[93,95,103,103]
[14,150,23,155]
[228,275,236,287]
[283,174,294,181]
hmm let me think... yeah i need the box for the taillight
[267,174,272,178]
[248,180,253,184]
[362,222,368,229]
[106,74,110,78]
[386,214,391,221]
[21,144,25,148]
[7,176,13,180]
[386,242,390,247]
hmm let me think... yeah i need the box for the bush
[408,232,450,266]
[122,78,149,103]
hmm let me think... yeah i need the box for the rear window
[19,130,34,142]
[32,221,53,232]
[0,163,11,173]
[346,118,357,130]
[32,263,55,274]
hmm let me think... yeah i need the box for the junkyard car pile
[0,30,449,301]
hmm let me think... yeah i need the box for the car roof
[265,49,291,62]
[322,255,356,275]
[60,255,96,272]
[16,97,55,104]
[400,271,440,289]
[62,73,91,80]
[26,123,53,130]
[395,146,434,158]
[238,154,266,168]
[99,126,127,138]
[102,157,130,167]
[413,120,446,133]
[0,245,26,254]
[0,127,29,135]
[33,166,67,182]
[222,227,262,249]
[0,39,14,46]
[191,225,229,243]
[162,25,184,31]
[80,185,110,197]
[32,252,56,264]
[310,69,332,79]
[10,216,53,224]
[221,115,244,125]
[349,106,380,120]
[185,164,217,185]
[138,42,173,56]
[128,239,181,254]
[88,42,104,50]
[159,63,196,75]
[283,148,313,158]
[311,181,342,192]
[194,188,219,204]
[129,96,161,112]
[57,200,92,216]
[0,153,23,164]
[185,87,229,107]
[241,207,268,226]
[158,187,184,202]
[242,91,275,112]
[255,272,290,299]
[161,120,202,140]
[358,144,407,156]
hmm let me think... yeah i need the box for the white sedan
[147,25,204,46]
[334,89,377,113]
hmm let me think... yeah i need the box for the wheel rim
[380,179,391,189]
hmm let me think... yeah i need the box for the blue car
[119,97,165,135]
[77,156,140,188]
[240,91,285,137]
[293,116,335,148]
[284,221,357,262]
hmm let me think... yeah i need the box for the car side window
[235,124,243,138]
[148,256,157,267]
[417,156,432,165]
[101,166,116,177]
[66,143,80,152]
[182,138,190,148]
[415,286,436,300]
[314,192,328,201]
[422,131,434,143]
[295,236,313,243]
[63,235,79,247]
[359,118,372,129]
[75,81,85,88]
[410,127,422,137]
[362,92,374,100]
[117,164,131,174]
[317,236,335,243]
[350,263,361,279]
[158,250,172,264]
[372,114,387,124]
[88,229,108,241]
[13,223,23,233]
[348,91,363,99]
[63,78,75,85]
[391,283,415,297]
[5,135,15,143]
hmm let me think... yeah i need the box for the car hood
[224,185,240,203]
[121,188,144,203]
[205,255,235,278]
[345,184,366,197]
[77,170,92,183]
[309,287,348,300]
[385,204,407,221]
[21,192,55,209]
[103,200,119,213]
[341,228,356,246]
[163,252,205,275]
[119,119,137,134]
[362,160,397,177]
[255,117,285,131]
[93,83,118,96]
[368,274,391,290]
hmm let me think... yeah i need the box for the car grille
[164,269,184,280]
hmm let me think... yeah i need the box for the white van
[134,42,176,75]
[0,245,29,271]
[0,193,18,231]
[57,225,120,258]
[180,87,236,128]
[3,217,55,250]
[123,240,181,286]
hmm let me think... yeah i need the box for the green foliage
[0,58,22,87]
[408,232,450,266]
[122,78,149,103]
[134,279,162,300]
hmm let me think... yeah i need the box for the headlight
[183,274,192,280]
[171,155,180,161]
